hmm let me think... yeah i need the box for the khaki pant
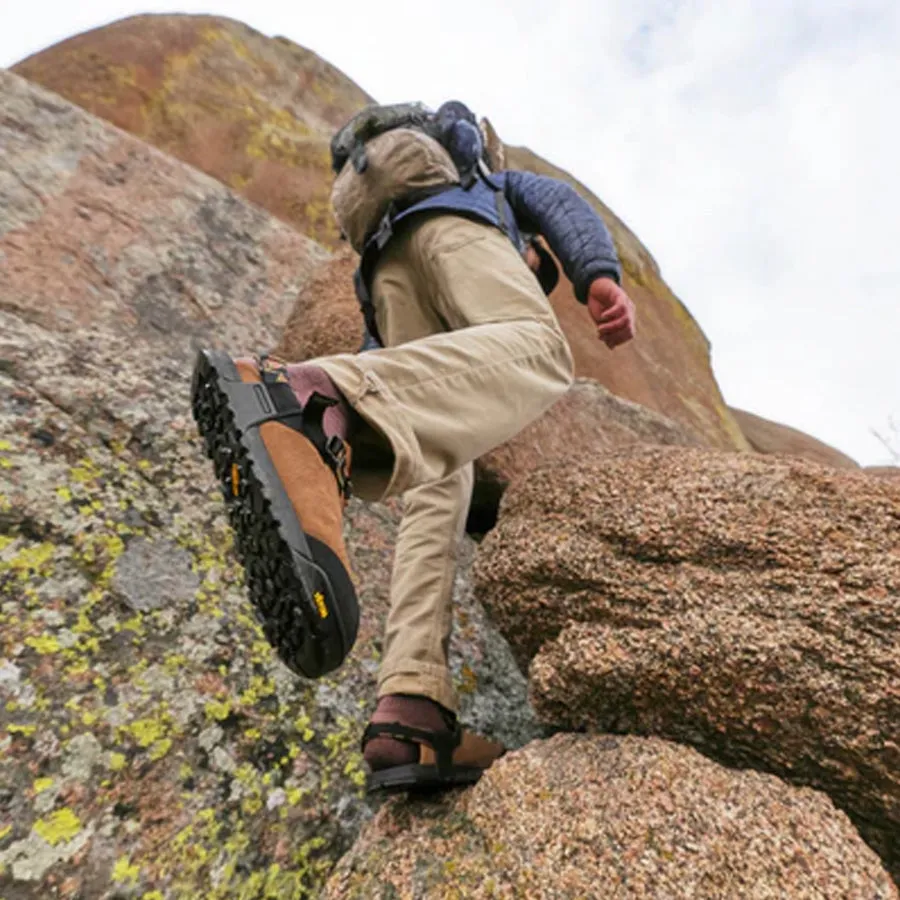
[317,213,574,710]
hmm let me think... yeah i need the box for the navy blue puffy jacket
[388,170,621,301]
[355,168,622,347]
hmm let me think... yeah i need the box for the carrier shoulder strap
[478,166,514,241]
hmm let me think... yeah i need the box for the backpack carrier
[329,101,512,253]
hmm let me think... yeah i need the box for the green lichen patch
[0,393,379,898]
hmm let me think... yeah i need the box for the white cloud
[2,0,898,463]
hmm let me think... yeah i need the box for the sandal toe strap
[362,721,462,774]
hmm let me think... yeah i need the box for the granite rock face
[475,446,900,880]
[13,14,372,248]
[730,406,860,468]
[323,734,898,900]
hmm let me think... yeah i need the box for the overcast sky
[2,0,898,464]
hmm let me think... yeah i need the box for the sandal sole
[190,349,359,678]
[366,763,486,795]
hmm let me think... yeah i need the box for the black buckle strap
[372,206,395,251]
[362,721,463,775]
[364,183,462,252]
[350,143,368,174]
[254,356,352,500]
[324,435,351,500]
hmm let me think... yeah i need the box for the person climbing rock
[191,100,635,794]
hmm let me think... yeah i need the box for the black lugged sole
[366,763,485,796]
[190,349,359,679]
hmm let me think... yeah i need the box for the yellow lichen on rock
[33,809,82,846]
[13,15,372,247]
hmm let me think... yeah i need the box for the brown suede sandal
[191,349,358,678]
[362,721,505,795]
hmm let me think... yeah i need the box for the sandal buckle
[326,435,351,499]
